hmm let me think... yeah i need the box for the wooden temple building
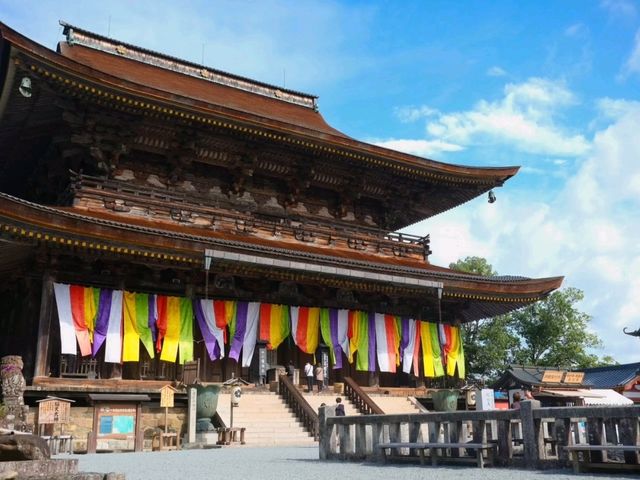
[0,21,563,400]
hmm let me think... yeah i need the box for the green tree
[449,256,515,380]
[449,257,613,381]
[449,256,497,277]
[510,287,603,369]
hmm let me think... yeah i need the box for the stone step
[369,395,422,414]
[215,391,319,446]
[301,393,360,416]
[229,421,304,429]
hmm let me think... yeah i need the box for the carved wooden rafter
[230,152,257,195]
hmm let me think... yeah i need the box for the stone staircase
[301,391,360,416]
[368,395,425,414]
[216,391,317,446]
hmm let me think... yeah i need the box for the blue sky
[2,0,639,363]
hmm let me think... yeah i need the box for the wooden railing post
[587,417,604,463]
[520,400,539,468]
[318,406,330,460]
[371,420,385,463]
[497,419,513,464]
[355,423,367,458]
[619,417,639,465]
[449,420,461,458]
[408,420,421,457]
[554,418,571,463]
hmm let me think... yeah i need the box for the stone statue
[0,356,28,431]
[623,327,640,338]
[0,433,50,461]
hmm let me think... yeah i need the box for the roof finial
[623,327,640,338]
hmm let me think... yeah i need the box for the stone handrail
[318,401,640,469]
[278,374,319,440]
[343,377,384,415]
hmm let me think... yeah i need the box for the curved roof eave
[0,191,563,299]
[0,21,519,185]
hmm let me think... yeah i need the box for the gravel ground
[71,447,636,480]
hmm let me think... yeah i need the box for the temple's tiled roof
[60,21,318,108]
[583,362,640,389]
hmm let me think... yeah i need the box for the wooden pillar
[134,402,144,452]
[34,272,54,378]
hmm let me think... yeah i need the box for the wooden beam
[33,271,54,378]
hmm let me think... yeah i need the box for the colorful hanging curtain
[103,290,124,363]
[412,321,422,376]
[444,325,465,378]
[148,294,157,347]
[92,289,111,357]
[194,299,228,361]
[53,283,96,356]
[335,309,351,368]
[214,300,233,343]
[122,291,155,362]
[85,288,100,343]
[399,318,418,375]
[375,313,400,373]
[155,296,168,353]
[347,310,360,364]
[229,301,260,367]
[348,311,376,372]
[319,308,350,369]
[420,321,444,377]
[259,303,290,350]
[226,300,238,339]
[291,306,320,354]
[178,298,194,364]
[157,296,193,364]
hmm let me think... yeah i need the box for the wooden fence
[318,401,640,469]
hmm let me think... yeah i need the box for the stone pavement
[73,446,634,480]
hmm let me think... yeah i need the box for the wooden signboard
[541,370,564,383]
[160,385,176,408]
[563,372,585,384]
[37,397,72,424]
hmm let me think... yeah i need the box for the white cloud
[391,79,592,159]
[393,106,440,123]
[595,97,640,119]
[370,138,463,157]
[2,0,376,92]
[486,66,506,77]
[564,23,588,38]
[423,78,590,157]
[405,98,640,364]
[621,29,640,78]
[601,0,637,18]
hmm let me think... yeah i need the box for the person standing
[287,360,295,378]
[314,363,324,393]
[512,391,522,410]
[304,361,314,393]
[335,397,345,416]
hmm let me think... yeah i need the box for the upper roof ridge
[59,20,318,110]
